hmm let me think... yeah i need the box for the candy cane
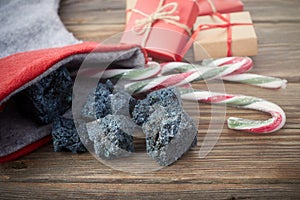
[100,57,252,81]
[222,74,287,89]
[81,57,286,89]
[124,66,287,94]
[161,60,287,89]
[101,57,286,90]
[102,62,161,81]
[161,57,253,75]
[78,62,161,81]
[88,56,286,90]
[124,58,256,94]
[179,88,286,133]
[202,57,286,88]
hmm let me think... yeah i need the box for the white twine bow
[131,0,192,47]
[207,0,217,13]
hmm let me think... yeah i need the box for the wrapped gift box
[193,12,258,60]
[122,0,198,61]
[197,0,244,16]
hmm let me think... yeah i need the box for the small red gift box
[197,0,244,16]
[121,0,199,61]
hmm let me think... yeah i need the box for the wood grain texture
[1,0,300,199]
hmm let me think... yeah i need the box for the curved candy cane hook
[179,88,286,133]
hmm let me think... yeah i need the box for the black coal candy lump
[81,80,114,120]
[15,66,73,124]
[86,114,135,159]
[143,105,197,166]
[110,87,137,117]
[82,81,137,120]
[132,87,198,165]
[132,87,181,126]
[51,116,87,153]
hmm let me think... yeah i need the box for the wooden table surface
[1,0,300,199]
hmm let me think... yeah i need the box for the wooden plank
[243,0,300,22]
[66,24,125,42]
[1,125,300,182]
[59,0,300,24]
[1,182,300,199]
[59,3,126,25]
[60,0,126,12]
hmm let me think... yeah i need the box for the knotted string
[130,0,191,47]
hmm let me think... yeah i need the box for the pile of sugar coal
[14,69,198,165]
[15,66,73,124]
[84,85,197,166]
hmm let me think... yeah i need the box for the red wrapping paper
[121,0,198,61]
[197,0,244,16]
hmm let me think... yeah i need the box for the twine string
[131,0,191,47]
